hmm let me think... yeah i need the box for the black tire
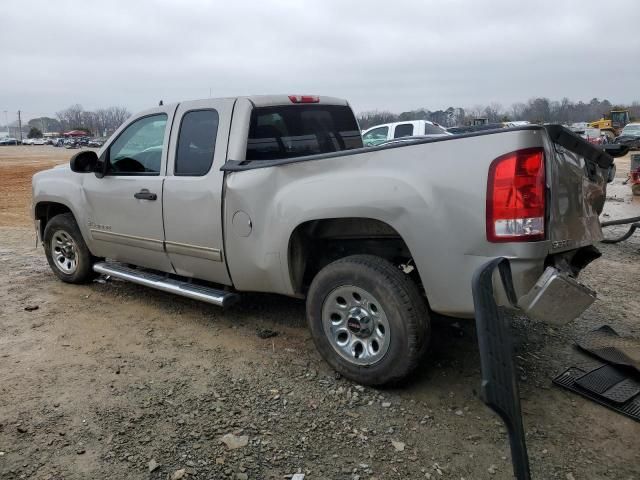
[43,213,96,283]
[306,254,430,386]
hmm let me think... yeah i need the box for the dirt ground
[1,146,639,480]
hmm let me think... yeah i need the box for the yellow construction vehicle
[589,110,630,136]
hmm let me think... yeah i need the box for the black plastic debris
[472,257,531,480]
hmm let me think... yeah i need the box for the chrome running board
[93,262,239,307]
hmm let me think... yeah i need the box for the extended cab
[33,95,618,385]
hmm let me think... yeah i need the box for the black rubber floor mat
[576,325,640,372]
[575,365,640,403]
[553,366,640,421]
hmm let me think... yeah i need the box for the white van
[362,120,449,146]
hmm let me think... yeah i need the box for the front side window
[393,123,414,138]
[246,105,362,161]
[362,126,389,146]
[175,110,219,176]
[108,114,167,175]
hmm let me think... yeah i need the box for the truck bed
[222,125,610,317]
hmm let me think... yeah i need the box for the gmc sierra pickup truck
[32,94,622,385]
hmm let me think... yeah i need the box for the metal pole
[17,110,23,143]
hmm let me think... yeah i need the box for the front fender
[32,169,92,249]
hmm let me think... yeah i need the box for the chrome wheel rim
[51,230,78,274]
[321,285,390,366]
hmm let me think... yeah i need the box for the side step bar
[93,262,240,307]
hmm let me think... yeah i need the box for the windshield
[246,105,362,161]
[622,125,640,136]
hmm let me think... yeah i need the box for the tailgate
[544,125,613,253]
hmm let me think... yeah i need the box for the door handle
[134,189,157,201]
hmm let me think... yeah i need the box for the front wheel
[43,213,96,283]
[306,255,430,386]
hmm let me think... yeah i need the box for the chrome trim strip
[93,262,238,307]
[165,240,223,262]
[90,229,165,252]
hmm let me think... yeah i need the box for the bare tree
[54,104,131,135]
[484,102,504,123]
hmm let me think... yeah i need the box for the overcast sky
[2,0,639,121]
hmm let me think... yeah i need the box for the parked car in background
[503,121,530,128]
[88,138,105,148]
[362,120,449,146]
[614,123,640,150]
[0,137,20,145]
[31,138,46,146]
[581,127,607,145]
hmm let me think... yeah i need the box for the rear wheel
[43,213,96,283]
[306,254,430,386]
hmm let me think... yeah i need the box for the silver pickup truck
[32,94,620,385]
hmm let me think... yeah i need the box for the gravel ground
[0,147,639,479]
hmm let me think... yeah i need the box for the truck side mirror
[70,150,99,173]
[603,144,629,158]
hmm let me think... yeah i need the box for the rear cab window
[246,105,362,161]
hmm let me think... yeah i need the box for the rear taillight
[486,147,545,242]
[288,95,320,104]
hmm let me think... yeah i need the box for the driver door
[81,106,176,272]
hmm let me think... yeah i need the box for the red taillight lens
[486,147,545,242]
[288,95,320,104]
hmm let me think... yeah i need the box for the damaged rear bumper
[518,267,596,325]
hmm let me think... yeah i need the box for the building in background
[8,122,29,139]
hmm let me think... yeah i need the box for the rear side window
[393,123,414,138]
[424,123,446,135]
[175,110,219,176]
[246,105,362,161]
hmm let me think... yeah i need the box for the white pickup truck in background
[361,120,450,146]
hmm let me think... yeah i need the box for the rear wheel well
[35,202,73,239]
[288,218,422,295]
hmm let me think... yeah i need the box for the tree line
[27,105,131,137]
[357,97,640,130]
